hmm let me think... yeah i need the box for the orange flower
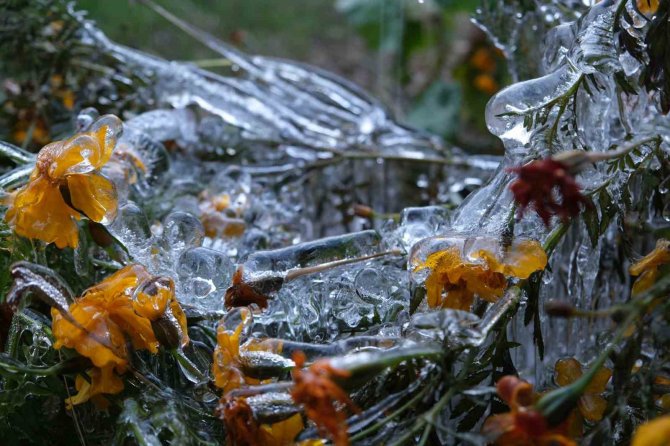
[290,351,359,446]
[483,376,576,446]
[211,309,281,392]
[5,115,122,249]
[629,239,670,295]
[631,415,670,446]
[470,47,497,73]
[212,313,247,393]
[51,264,188,406]
[132,276,189,348]
[637,0,660,15]
[412,236,547,310]
[198,190,246,238]
[65,367,124,410]
[474,74,499,95]
[554,358,611,424]
[219,396,304,446]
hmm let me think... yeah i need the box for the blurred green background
[77,0,505,152]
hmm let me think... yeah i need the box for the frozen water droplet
[162,211,204,253]
[108,202,151,249]
[176,246,235,307]
[355,268,387,304]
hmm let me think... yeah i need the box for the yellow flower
[631,415,670,446]
[554,358,612,424]
[219,396,304,446]
[5,115,122,249]
[132,276,190,348]
[259,414,304,446]
[637,0,660,15]
[412,236,547,310]
[211,309,281,392]
[198,190,246,239]
[212,308,282,393]
[212,314,247,392]
[65,367,124,410]
[630,239,670,295]
[51,264,189,406]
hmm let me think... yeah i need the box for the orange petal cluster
[483,376,576,446]
[211,309,281,392]
[637,0,660,15]
[629,239,670,296]
[290,351,358,446]
[554,358,611,425]
[5,115,122,248]
[413,238,547,310]
[199,190,246,238]
[51,264,189,407]
[219,396,303,446]
[631,414,670,446]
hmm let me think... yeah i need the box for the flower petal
[5,175,80,249]
[66,173,118,224]
[555,358,583,387]
[260,414,304,446]
[108,300,159,354]
[88,114,123,168]
[631,415,670,446]
[585,366,612,394]
[82,264,150,302]
[630,239,670,276]
[65,367,124,409]
[43,115,122,179]
[43,134,101,179]
[51,302,128,370]
[500,240,548,279]
[579,394,607,423]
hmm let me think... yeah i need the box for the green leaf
[457,402,488,431]
[583,196,600,248]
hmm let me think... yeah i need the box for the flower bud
[151,313,184,350]
[545,300,576,318]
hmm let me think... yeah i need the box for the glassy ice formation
[2,2,669,439]
[28,0,661,368]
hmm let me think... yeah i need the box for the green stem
[537,272,670,423]
[348,383,434,441]
[542,221,571,255]
[388,387,455,446]
[0,357,75,376]
[171,349,208,383]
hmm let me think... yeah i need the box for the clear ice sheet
[39,0,669,399]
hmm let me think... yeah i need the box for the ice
[241,230,383,282]
[160,212,205,255]
[108,202,152,250]
[9,1,668,428]
[354,268,388,304]
[176,247,235,307]
[394,206,451,250]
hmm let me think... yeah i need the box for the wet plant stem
[283,249,404,283]
[171,349,208,383]
[0,141,35,164]
[537,272,670,419]
[348,383,434,441]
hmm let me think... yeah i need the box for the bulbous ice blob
[176,246,235,307]
[162,211,205,253]
[109,202,151,248]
